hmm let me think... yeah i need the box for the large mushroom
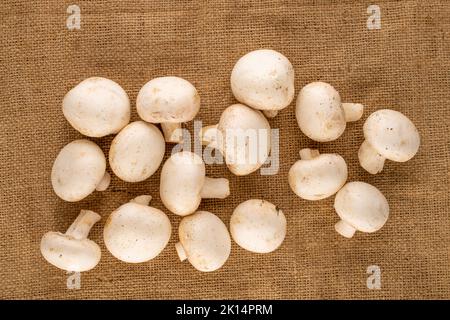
[160,151,230,216]
[296,82,364,142]
[136,76,200,143]
[358,109,420,174]
[40,210,101,272]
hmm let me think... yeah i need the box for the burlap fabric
[1,0,449,299]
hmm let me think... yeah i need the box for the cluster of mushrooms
[41,49,420,274]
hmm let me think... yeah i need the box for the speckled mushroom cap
[230,199,286,253]
[62,77,130,137]
[51,139,107,202]
[363,109,420,162]
[231,49,295,112]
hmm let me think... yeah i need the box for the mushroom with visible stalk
[52,139,110,202]
[200,104,271,176]
[288,148,348,200]
[62,77,130,137]
[296,82,364,142]
[40,210,101,272]
[109,121,165,182]
[358,109,420,174]
[103,195,171,263]
[230,199,286,253]
[334,181,389,238]
[136,76,200,143]
[176,211,231,272]
[160,151,230,216]
[231,49,295,118]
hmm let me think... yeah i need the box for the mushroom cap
[295,82,346,142]
[334,182,389,233]
[288,153,348,200]
[363,109,420,162]
[179,211,231,272]
[160,151,205,216]
[51,139,106,202]
[231,49,295,111]
[62,77,130,137]
[218,104,271,175]
[40,231,101,272]
[103,202,171,263]
[109,121,165,182]
[230,199,286,253]
[136,76,200,123]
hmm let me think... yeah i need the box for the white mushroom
[296,82,364,142]
[40,210,101,272]
[52,139,110,202]
[200,104,271,176]
[62,77,130,137]
[175,211,231,272]
[288,148,348,200]
[334,182,389,238]
[230,199,286,253]
[160,151,230,216]
[358,109,420,174]
[103,195,171,263]
[231,49,295,118]
[109,121,165,182]
[136,76,200,143]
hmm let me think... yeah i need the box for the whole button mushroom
[288,148,348,200]
[40,209,101,272]
[52,139,110,202]
[358,109,420,174]
[231,49,295,118]
[334,181,389,238]
[160,151,230,216]
[176,211,231,272]
[62,77,130,137]
[136,76,200,143]
[296,82,364,142]
[201,104,271,176]
[230,199,286,253]
[103,195,171,263]
[109,121,165,182]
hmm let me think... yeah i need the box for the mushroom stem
[130,195,152,206]
[175,242,187,261]
[263,110,279,118]
[65,210,101,240]
[335,220,356,238]
[95,172,111,192]
[200,125,219,147]
[358,140,386,174]
[200,177,230,199]
[299,148,320,160]
[342,103,364,122]
[161,122,183,143]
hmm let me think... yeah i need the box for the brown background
[1,0,449,299]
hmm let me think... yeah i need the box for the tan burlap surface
[1,0,449,299]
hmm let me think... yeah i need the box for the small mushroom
[334,181,389,238]
[288,148,348,200]
[136,76,200,143]
[40,209,101,272]
[358,109,420,174]
[52,139,110,202]
[109,121,165,182]
[175,211,231,272]
[231,49,295,118]
[103,195,171,263]
[62,77,130,137]
[296,82,364,142]
[160,151,230,216]
[200,104,271,176]
[230,199,286,253]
